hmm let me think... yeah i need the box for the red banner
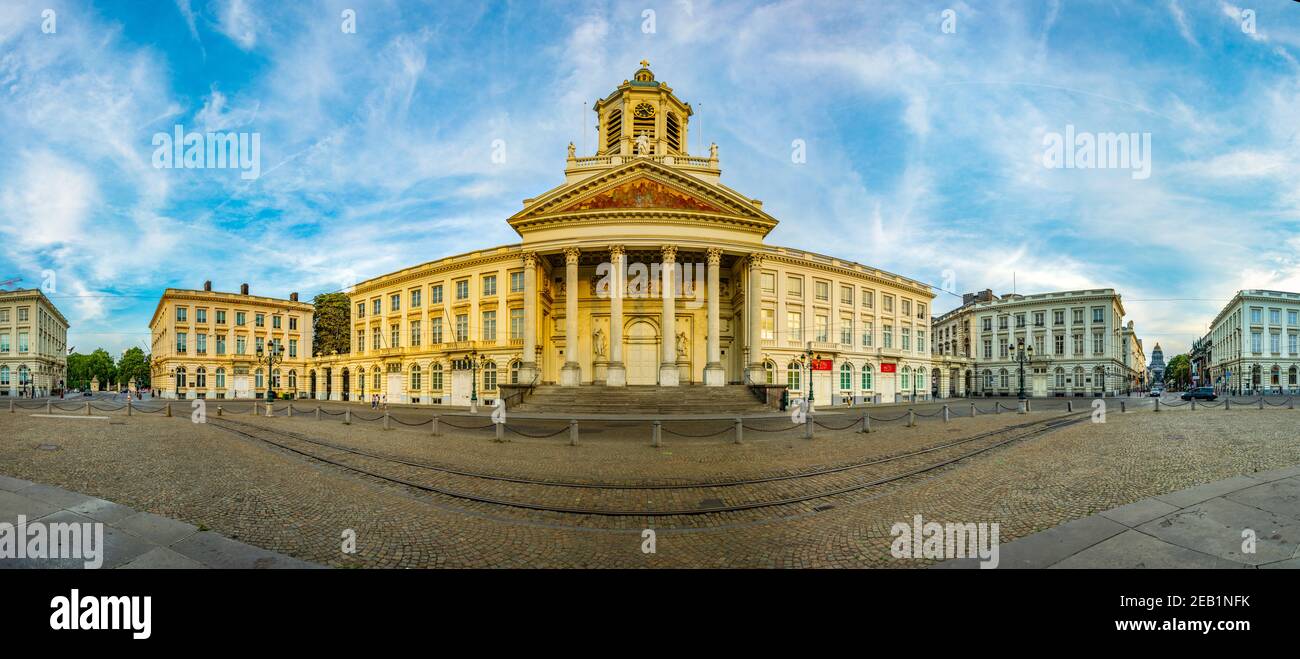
[879,363,897,373]
[810,359,833,371]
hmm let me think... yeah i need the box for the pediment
[508,158,776,232]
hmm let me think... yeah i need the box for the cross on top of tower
[640,59,650,68]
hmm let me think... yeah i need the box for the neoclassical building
[305,63,936,405]
[0,288,68,397]
[149,282,314,399]
[1201,289,1300,394]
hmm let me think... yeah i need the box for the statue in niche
[593,327,608,359]
[676,330,689,359]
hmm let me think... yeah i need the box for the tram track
[204,412,1088,518]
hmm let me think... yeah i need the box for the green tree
[117,347,151,389]
[313,292,351,356]
[1165,353,1191,389]
[86,348,116,389]
[66,352,92,390]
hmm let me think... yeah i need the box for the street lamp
[256,341,284,401]
[466,348,481,412]
[803,347,815,410]
[1011,340,1034,400]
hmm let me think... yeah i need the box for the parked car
[1148,388,1163,397]
[1181,387,1217,401]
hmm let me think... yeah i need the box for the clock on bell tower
[592,60,694,158]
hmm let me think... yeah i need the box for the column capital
[705,246,723,266]
[660,244,677,263]
[564,246,582,264]
[746,251,765,268]
[522,251,538,268]
[608,244,626,259]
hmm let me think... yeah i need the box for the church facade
[308,63,935,406]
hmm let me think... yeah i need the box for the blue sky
[1,0,1298,359]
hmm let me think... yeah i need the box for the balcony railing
[565,153,719,173]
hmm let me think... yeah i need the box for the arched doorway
[625,319,659,385]
[341,368,350,401]
[931,368,941,398]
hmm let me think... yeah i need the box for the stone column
[606,245,627,387]
[744,252,766,383]
[658,245,679,386]
[560,247,582,386]
[704,247,725,386]
[519,251,539,384]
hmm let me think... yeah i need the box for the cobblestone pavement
[1,405,1297,567]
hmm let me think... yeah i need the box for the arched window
[410,365,422,390]
[195,367,207,388]
[0,365,9,386]
[1094,366,1106,390]
[764,360,775,385]
[254,368,264,388]
[999,368,1008,389]
[175,366,186,390]
[483,361,497,391]
[901,366,911,390]
[288,370,297,389]
[983,369,993,388]
[787,361,801,391]
[840,362,853,390]
[431,363,444,390]
[1073,366,1085,389]
[215,367,226,389]
[373,370,381,390]
[915,369,925,391]
[861,363,873,390]
[1290,366,1297,386]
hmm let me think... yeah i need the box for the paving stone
[1099,498,1181,528]
[170,531,324,569]
[16,483,95,509]
[0,474,34,492]
[1137,497,1300,566]
[1154,475,1264,508]
[987,515,1128,569]
[116,511,199,547]
[68,497,139,524]
[1223,477,1300,522]
[119,546,208,569]
[0,489,60,524]
[1049,530,1240,569]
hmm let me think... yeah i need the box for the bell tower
[593,61,694,157]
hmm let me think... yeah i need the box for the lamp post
[804,347,815,410]
[467,348,480,412]
[1012,340,1034,400]
[256,341,284,401]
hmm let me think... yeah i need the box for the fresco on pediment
[559,178,723,213]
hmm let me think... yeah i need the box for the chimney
[290,292,299,302]
[240,283,249,295]
[203,280,212,291]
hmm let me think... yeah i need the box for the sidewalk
[0,474,322,569]
[935,464,1300,569]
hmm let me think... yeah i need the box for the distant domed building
[1148,343,1165,386]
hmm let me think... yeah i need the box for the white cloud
[216,0,257,50]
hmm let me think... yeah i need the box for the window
[390,294,401,312]
[883,295,894,313]
[1251,308,1262,324]
[17,307,28,322]
[764,360,775,384]
[510,271,524,293]
[373,371,381,390]
[431,364,443,390]
[1290,310,1298,326]
[1251,332,1262,353]
[862,289,873,308]
[455,314,468,342]
[357,303,366,318]
[196,334,207,354]
[1092,307,1104,323]
[510,309,524,340]
[196,308,207,323]
[1093,333,1104,354]
[255,313,265,327]
[289,317,297,330]
[861,364,873,390]
[456,280,469,300]
[840,363,853,390]
[175,367,186,390]
[916,330,925,353]
[787,312,802,343]
[176,332,187,353]
[236,335,247,355]
[432,285,443,304]
[787,362,801,390]
[982,317,992,332]
[1015,314,1025,328]
[917,303,926,318]
[410,321,421,347]
[356,330,365,353]
[411,365,422,391]
[255,369,264,389]
[372,299,381,315]
[255,337,265,354]
[883,325,893,349]
[271,369,281,389]
[373,328,382,350]
[901,299,911,316]
[289,338,298,358]
[901,366,910,391]
[815,281,829,301]
[1270,332,1281,354]
[432,317,443,344]
[1053,310,1064,325]
[0,365,7,385]
[1071,309,1083,325]
[761,309,775,340]
[902,327,911,350]
[761,273,775,294]
[787,276,803,298]
[1054,335,1064,355]
[840,316,853,345]
[176,307,187,322]
[998,337,1008,358]
[998,316,1008,330]
[862,321,873,348]
[482,310,497,341]
[483,275,497,297]
[1033,312,1044,327]
[410,289,422,308]
[288,370,297,389]
[1270,308,1281,325]
[483,362,497,391]
[216,310,226,324]
[215,368,226,389]
[1072,334,1083,355]
[815,315,828,342]
[1290,333,1298,355]
[1,334,11,353]
[391,324,400,348]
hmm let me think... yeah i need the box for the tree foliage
[1164,353,1191,389]
[313,292,351,356]
[117,347,151,388]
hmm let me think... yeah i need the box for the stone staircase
[512,385,770,415]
